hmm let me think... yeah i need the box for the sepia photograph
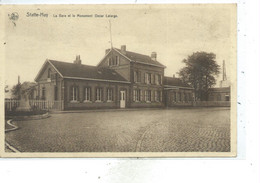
[1,4,237,157]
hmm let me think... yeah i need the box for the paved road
[5,107,230,152]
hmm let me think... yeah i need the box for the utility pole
[223,60,227,81]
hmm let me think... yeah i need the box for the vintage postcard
[0,4,237,157]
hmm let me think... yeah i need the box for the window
[155,74,158,85]
[183,93,188,102]
[158,74,162,85]
[115,56,119,65]
[155,74,161,85]
[96,88,103,101]
[155,91,160,102]
[54,86,58,101]
[145,90,151,102]
[108,56,120,66]
[179,92,182,101]
[70,86,78,101]
[47,68,51,78]
[134,71,141,83]
[85,87,91,101]
[107,88,113,101]
[189,93,192,101]
[108,58,112,66]
[173,92,176,102]
[225,95,230,101]
[148,73,152,84]
[145,73,152,84]
[133,89,141,102]
[217,94,221,101]
[42,87,46,100]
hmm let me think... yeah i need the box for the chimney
[74,55,81,65]
[151,52,157,61]
[121,45,126,55]
[173,74,175,78]
[18,75,21,84]
[105,49,110,54]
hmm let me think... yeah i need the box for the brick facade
[35,45,195,110]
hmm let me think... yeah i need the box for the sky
[3,4,236,87]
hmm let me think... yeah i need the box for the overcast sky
[4,4,236,87]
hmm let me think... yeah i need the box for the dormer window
[108,56,120,66]
[115,56,119,65]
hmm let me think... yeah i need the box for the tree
[11,82,36,99]
[178,52,220,101]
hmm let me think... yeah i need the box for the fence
[5,99,63,111]
[5,99,20,111]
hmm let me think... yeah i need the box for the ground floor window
[85,87,91,101]
[184,93,187,102]
[133,89,141,102]
[96,88,103,101]
[173,92,176,102]
[54,86,58,101]
[155,90,161,102]
[225,95,230,101]
[179,92,182,102]
[189,93,192,101]
[70,86,79,101]
[217,94,221,101]
[107,88,113,101]
[42,87,46,100]
[145,90,151,102]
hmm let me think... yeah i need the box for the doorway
[120,90,126,108]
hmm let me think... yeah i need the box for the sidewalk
[51,107,165,114]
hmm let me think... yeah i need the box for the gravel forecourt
[5,107,230,152]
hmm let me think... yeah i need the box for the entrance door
[120,90,126,108]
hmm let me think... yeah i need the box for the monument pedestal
[16,98,32,112]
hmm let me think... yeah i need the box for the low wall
[192,101,230,107]
[130,101,164,108]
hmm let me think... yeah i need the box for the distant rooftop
[163,76,192,88]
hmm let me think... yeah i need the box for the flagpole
[109,20,113,48]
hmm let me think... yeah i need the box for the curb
[5,119,21,152]
[5,141,20,153]
[6,112,50,121]
[5,119,19,133]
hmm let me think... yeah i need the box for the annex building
[34,45,194,110]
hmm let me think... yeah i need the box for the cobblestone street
[5,107,230,152]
